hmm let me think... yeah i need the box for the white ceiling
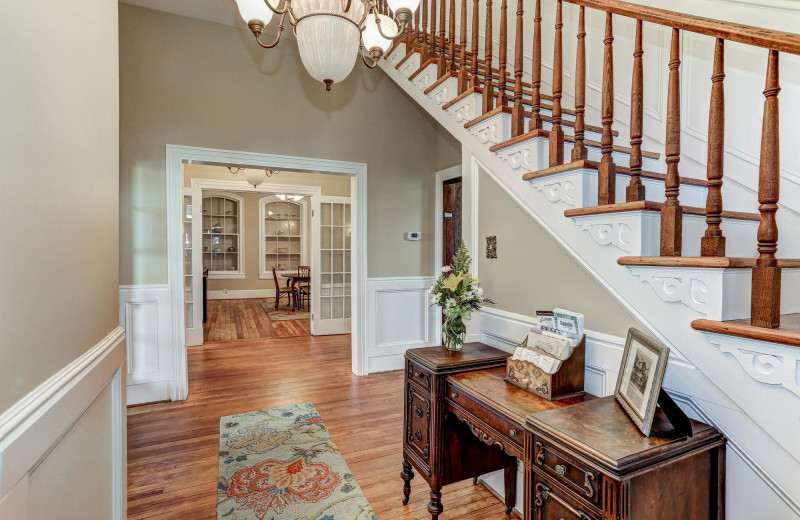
[119,0,243,28]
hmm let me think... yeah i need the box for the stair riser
[496,137,548,172]
[427,76,459,106]
[410,62,439,91]
[444,92,483,123]
[396,53,422,78]
[467,111,511,145]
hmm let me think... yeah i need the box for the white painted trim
[208,289,275,300]
[0,327,126,517]
[167,145,369,397]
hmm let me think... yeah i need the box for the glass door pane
[315,198,351,333]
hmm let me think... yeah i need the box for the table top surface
[406,343,510,370]
[280,273,309,278]
[447,367,594,425]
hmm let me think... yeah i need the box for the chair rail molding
[0,327,126,520]
[166,145,369,395]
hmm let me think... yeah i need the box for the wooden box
[505,335,585,401]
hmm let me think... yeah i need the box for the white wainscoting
[469,307,800,519]
[366,277,439,373]
[0,327,126,520]
[119,284,173,405]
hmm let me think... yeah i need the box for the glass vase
[442,314,467,352]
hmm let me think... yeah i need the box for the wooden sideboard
[402,343,727,520]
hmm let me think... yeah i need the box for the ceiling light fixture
[227,167,280,188]
[234,0,419,90]
[275,194,304,201]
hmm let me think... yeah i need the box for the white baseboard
[0,327,126,519]
[207,289,275,300]
[366,276,438,374]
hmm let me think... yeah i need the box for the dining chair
[297,266,311,310]
[272,267,294,310]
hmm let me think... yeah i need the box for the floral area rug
[217,403,376,520]
[260,301,311,321]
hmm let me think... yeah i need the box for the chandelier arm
[375,16,407,40]
[263,0,290,15]
[360,46,379,69]
[255,12,289,48]
[339,0,352,14]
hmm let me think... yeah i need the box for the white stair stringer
[380,47,800,518]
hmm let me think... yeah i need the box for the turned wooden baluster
[548,0,564,166]
[431,0,438,59]
[470,0,480,88]
[701,38,726,256]
[448,0,456,72]
[626,20,645,201]
[497,0,509,108]
[571,6,587,161]
[482,0,494,113]
[421,0,429,62]
[457,0,469,92]
[596,12,616,203]
[751,49,781,329]
[660,28,683,256]
[529,0,542,130]
[510,0,524,136]
[413,6,420,51]
[438,0,447,75]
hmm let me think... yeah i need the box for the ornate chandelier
[227,167,280,187]
[234,0,419,90]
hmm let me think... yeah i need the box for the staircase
[378,0,800,515]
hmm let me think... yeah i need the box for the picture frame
[614,328,670,436]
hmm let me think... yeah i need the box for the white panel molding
[0,327,126,519]
[119,284,173,405]
[366,276,438,373]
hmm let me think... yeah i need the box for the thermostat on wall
[406,232,422,241]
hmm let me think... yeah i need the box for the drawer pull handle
[414,429,422,442]
[509,429,517,437]
[451,392,458,399]
[415,405,423,417]
[555,464,567,476]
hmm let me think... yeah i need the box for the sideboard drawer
[407,360,431,392]
[533,437,601,506]
[446,382,523,454]
[532,475,600,520]
[406,385,431,463]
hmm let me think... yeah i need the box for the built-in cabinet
[202,194,244,278]
[259,197,306,277]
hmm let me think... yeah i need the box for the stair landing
[692,314,800,347]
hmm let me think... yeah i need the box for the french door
[312,196,352,335]
[183,187,204,346]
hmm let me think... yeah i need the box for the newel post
[751,49,782,329]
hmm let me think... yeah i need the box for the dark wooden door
[443,177,462,267]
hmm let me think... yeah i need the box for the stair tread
[408,58,438,80]
[423,71,459,94]
[463,105,512,129]
[692,315,800,348]
[616,256,800,268]
[441,85,483,110]
[489,128,551,152]
[522,159,707,187]
[394,49,421,70]
[564,200,760,221]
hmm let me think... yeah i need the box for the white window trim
[258,195,310,279]
[201,191,245,279]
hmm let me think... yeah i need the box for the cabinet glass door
[183,187,203,346]
[313,196,351,335]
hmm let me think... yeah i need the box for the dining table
[281,273,310,311]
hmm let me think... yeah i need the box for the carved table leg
[401,457,414,505]
[504,457,517,515]
[473,476,479,485]
[428,488,443,520]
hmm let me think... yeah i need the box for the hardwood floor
[127,335,510,519]
[203,298,310,341]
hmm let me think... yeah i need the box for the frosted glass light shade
[296,16,360,87]
[362,14,397,53]
[244,169,267,187]
[387,0,421,14]
[235,0,273,25]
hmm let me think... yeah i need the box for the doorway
[442,177,463,267]
[166,145,369,402]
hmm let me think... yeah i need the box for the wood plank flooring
[127,334,510,519]
[203,298,310,341]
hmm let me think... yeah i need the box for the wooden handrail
[561,0,800,55]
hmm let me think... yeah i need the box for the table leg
[400,457,414,505]
[504,457,517,515]
[427,488,443,520]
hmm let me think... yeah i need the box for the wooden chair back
[298,265,310,278]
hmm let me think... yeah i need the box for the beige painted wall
[0,1,119,413]
[477,171,640,337]
[120,4,453,284]
[185,164,351,292]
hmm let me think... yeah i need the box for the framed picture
[614,328,670,436]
